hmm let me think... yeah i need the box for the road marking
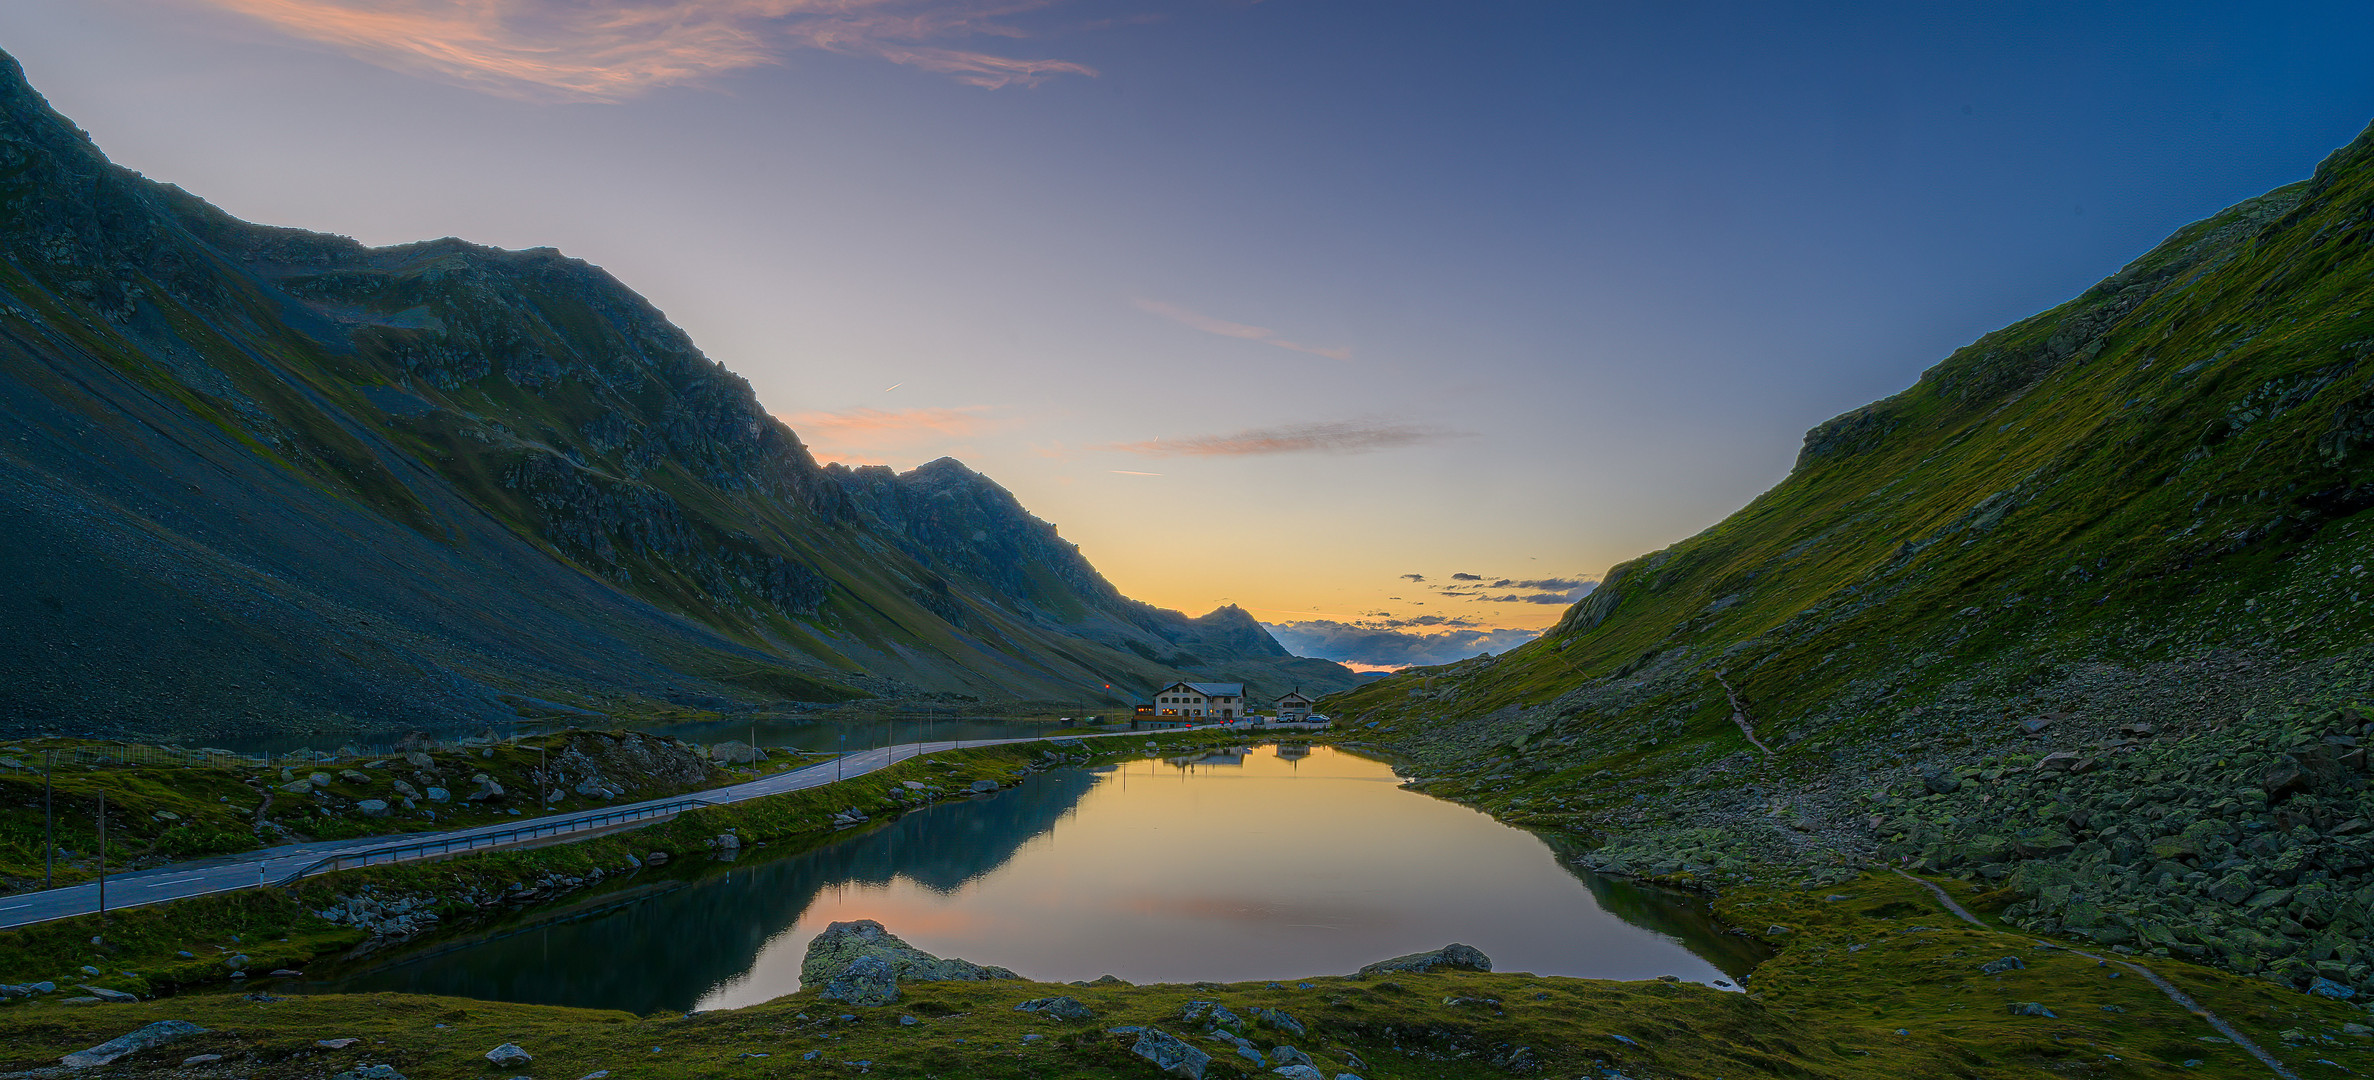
[0,902,33,911]
[144,876,207,889]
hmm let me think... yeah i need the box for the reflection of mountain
[317,767,1100,1014]
[1535,835,1771,981]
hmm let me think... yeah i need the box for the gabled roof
[1276,691,1313,703]
[1157,680,1245,697]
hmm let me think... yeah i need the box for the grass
[0,733,743,896]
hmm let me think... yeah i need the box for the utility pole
[42,750,53,888]
[96,787,107,931]
[836,725,843,781]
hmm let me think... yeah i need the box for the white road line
[143,877,207,889]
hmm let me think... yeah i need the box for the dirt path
[1713,674,1774,755]
[1890,867,2298,1080]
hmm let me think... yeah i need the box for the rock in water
[1130,1027,1212,1080]
[484,1043,533,1067]
[1355,943,1493,977]
[799,919,1017,988]
[820,956,899,1006]
[60,1020,207,1068]
[1014,995,1097,1021]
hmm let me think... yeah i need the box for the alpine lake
[297,744,1765,1014]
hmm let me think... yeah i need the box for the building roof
[1276,691,1313,703]
[1159,681,1245,697]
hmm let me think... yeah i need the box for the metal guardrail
[276,797,715,887]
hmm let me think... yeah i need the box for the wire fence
[275,796,714,886]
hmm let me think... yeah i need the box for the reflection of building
[1275,690,1313,722]
[1274,743,1310,760]
[1152,681,1245,719]
[1168,746,1249,770]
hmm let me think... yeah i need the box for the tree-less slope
[1331,121,2374,761]
[1320,119,2374,998]
[0,49,1352,740]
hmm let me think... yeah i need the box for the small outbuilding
[1275,690,1314,723]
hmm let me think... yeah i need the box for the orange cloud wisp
[185,0,1097,100]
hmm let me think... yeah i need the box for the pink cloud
[1133,297,1352,360]
[781,405,1002,464]
[1096,417,1459,458]
[185,0,1098,101]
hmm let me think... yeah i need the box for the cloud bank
[187,0,1098,101]
[1265,620,1541,670]
[1099,418,1458,458]
[1132,298,1352,360]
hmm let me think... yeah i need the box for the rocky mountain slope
[1325,120,2374,995]
[0,49,1351,741]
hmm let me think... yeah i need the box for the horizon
[9,1,2372,670]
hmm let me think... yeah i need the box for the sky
[5,1,2372,669]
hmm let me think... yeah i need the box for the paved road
[0,727,1213,931]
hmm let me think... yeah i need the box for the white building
[1275,690,1314,722]
[1151,681,1246,719]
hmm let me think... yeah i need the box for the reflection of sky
[696,747,1729,1008]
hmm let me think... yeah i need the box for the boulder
[60,1020,207,1068]
[709,741,767,765]
[356,799,391,818]
[2311,976,2358,1000]
[1273,1067,1324,1080]
[1356,943,1492,977]
[331,1067,405,1080]
[424,786,450,803]
[2033,752,2081,773]
[78,985,137,1003]
[1921,771,1961,794]
[466,778,504,802]
[484,1043,533,1067]
[819,956,899,1007]
[278,779,316,795]
[403,751,433,769]
[309,772,333,787]
[1131,1027,1212,1080]
[1181,1000,1245,1033]
[969,779,1000,794]
[339,769,373,785]
[1014,995,1097,1021]
[799,920,1016,988]
[392,780,421,799]
[1271,1046,1315,1069]
[1249,1006,1307,1036]
[1978,956,2025,975]
[2007,1002,2057,1018]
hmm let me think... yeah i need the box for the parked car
[1305,714,1330,725]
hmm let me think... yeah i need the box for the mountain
[1318,119,2374,993]
[1331,121,2374,760]
[0,50,1353,741]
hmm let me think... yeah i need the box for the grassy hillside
[1321,121,2374,999]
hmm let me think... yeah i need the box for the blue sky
[6,1,2371,667]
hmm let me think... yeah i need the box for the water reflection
[310,748,1763,1014]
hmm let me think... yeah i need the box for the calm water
[307,747,1763,1013]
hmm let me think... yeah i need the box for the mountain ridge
[0,48,1353,740]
